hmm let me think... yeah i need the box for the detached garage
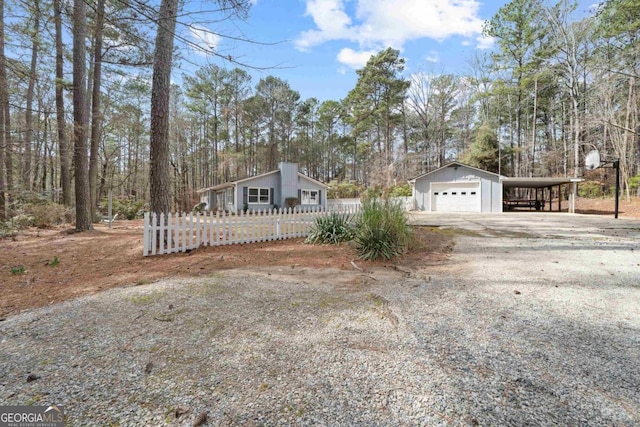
[411,162,503,213]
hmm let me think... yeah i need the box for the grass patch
[130,290,166,305]
[10,265,25,275]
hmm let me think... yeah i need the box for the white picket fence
[143,205,360,256]
[327,197,414,211]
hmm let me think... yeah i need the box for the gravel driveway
[1,213,639,426]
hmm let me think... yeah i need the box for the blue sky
[180,0,598,102]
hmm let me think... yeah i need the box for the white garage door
[430,181,481,212]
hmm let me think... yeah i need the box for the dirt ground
[573,195,640,218]
[1,196,637,319]
[0,223,453,319]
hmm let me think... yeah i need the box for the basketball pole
[614,159,620,219]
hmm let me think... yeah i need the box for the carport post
[557,185,561,212]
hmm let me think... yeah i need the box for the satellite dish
[585,150,601,170]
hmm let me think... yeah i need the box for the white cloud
[296,0,485,51]
[336,48,377,70]
[296,0,354,51]
[425,50,439,63]
[476,34,495,50]
[189,25,221,56]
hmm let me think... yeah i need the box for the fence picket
[159,213,166,255]
[143,213,149,256]
[242,209,248,244]
[223,210,228,245]
[165,213,172,253]
[151,214,157,256]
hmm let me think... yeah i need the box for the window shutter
[318,190,322,205]
[270,188,274,204]
[298,189,301,202]
[243,187,248,205]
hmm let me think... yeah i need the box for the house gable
[411,161,503,182]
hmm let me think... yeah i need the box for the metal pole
[614,159,620,219]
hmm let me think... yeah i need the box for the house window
[301,189,319,205]
[248,187,270,203]
[226,188,234,204]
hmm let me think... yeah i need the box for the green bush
[629,175,640,194]
[193,202,206,213]
[100,197,145,220]
[305,212,355,245]
[27,203,72,227]
[6,191,73,228]
[354,197,412,261]
[0,222,17,239]
[327,180,365,199]
[388,183,412,197]
[578,181,606,198]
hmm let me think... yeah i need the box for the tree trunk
[0,0,5,219]
[73,0,92,231]
[89,0,105,219]
[54,0,71,206]
[0,0,12,211]
[149,0,178,215]
[24,0,40,191]
[530,78,538,177]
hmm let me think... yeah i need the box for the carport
[501,177,583,213]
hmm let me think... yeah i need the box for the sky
[180,0,598,102]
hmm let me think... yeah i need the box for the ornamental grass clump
[354,197,412,261]
[305,212,355,245]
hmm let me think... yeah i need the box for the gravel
[1,216,639,426]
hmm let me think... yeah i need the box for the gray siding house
[411,162,503,213]
[198,162,328,212]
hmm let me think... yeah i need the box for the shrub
[0,222,17,239]
[285,197,299,209]
[193,202,207,213]
[578,181,606,198]
[354,197,412,261]
[388,183,412,197]
[629,175,640,195]
[305,212,355,245]
[27,203,72,227]
[327,180,365,199]
[7,191,73,228]
[101,197,145,220]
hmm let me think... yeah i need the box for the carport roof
[501,177,583,189]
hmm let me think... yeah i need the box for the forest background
[0,0,638,229]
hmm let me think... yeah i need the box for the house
[410,161,582,213]
[197,162,328,212]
